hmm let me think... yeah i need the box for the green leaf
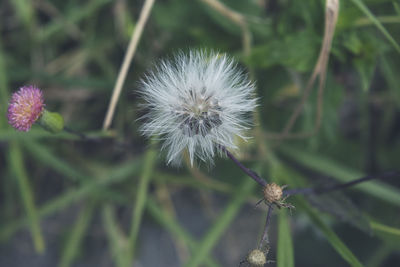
[38,0,112,41]
[246,30,319,71]
[277,210,294,267]
[299,200,364,267]
[350,0,400,53]
[354,57,376,92]
[370,220,400,243]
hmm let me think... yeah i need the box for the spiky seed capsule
[263,183,283,203]
[139,50,257,166]
[247,249,267,267]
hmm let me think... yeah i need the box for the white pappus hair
[139,50,257,166]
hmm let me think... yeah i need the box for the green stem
[102,205,130,267]
[146,198,220,267]
[9,141,45,253]
[0,159,143,242]
[184,174,257,267]
[127,144,158,263]
[59,199,96,267]
[355,16,400,27]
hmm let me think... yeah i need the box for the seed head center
[176,90,223,137]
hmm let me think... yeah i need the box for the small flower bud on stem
[38,109,64,134]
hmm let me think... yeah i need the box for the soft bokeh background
[0,0,399,266]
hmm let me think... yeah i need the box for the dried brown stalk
[102,0,156,130]
[265,0,340,140]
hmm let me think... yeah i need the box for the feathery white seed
[138,50,257,166]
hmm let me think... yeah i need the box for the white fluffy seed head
[139,50,257,166]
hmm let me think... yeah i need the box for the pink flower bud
[7,85,45,131]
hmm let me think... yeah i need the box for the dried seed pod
[247,249,267,267]
[263,183,283,203]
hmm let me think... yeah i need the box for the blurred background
[0,0,399,266]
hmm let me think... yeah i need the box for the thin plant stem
[264,0,339,140]
[9,141,45,253]
[63,126,103,143]
[59,199,96,267]
[146,198,220,267]
[199,0,251,56]
[102,205,130,267]
[127,145,157,263]
[284,171,400,197]
[63,126,87,139]
[222,146,267,187]
[258,205,273,249]
[184,177,257,267]
[102,0,156,130]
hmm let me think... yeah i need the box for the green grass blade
[0,128,113,141]
[380,56,400,106]
[277,210,294,267]
[366,244,394,267]
[146,198,220,267]
[370,221,400,238]
[127,146,157,261]
[350,0,400,53]
[0,159,142,242]
[59,200,96,267]
[299,199,363,267]
[10,0,35,29]
[0,32,10,127]
[102,205,130,267]
[184,175,257,267]
[23,140,88,182]
[279,145,400,207]
[0,36,8,109]
[38,0,112,41]
[8,141,45,253]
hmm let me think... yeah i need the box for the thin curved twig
[258,205,274,249]
[284,171,400,197]
[102,0,156,130]
[265,0,339,140]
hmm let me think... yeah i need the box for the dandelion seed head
[7,85,45,131]
[139,50,257,165]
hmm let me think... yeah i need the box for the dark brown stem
[222,146,267,187]
[63,127,101,143]
[63,126,87,139]
[258,205,273,249]
[284,171,400,197]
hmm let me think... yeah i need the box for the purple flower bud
[7,85,45,131]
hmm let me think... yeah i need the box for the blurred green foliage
[0,0,400,266]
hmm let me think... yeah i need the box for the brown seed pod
[247,249,267,267]
[263,183,283,204]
